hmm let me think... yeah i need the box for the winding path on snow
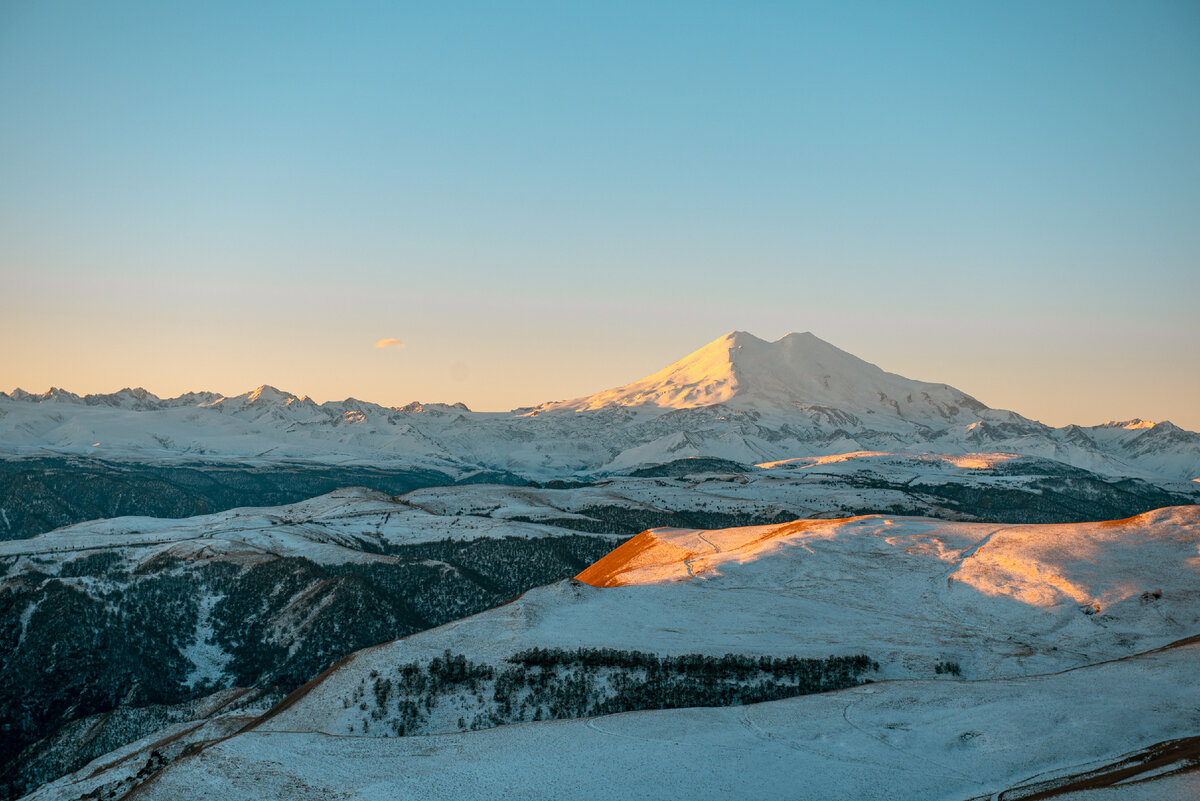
[684,531,722,577]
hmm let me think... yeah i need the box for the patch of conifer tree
[351,649,878,737]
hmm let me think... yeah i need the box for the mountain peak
[1101,419,1159,431]
[535,331,988,422]
[39,387,83,403]
[546,331,746,411]
[243,385,300,404]
[83,387,163,410]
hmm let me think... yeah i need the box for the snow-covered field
[253,508,1199,737]
[22,507,1200,801]
[27,642,1200,801]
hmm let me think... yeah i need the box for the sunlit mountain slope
[533,330,987,421]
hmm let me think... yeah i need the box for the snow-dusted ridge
[0,486,621,569]
[257,506,1200,700]
[3,331,1198,481]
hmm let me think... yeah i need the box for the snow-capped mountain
[2,331,1198,482]
[532,330,987,422]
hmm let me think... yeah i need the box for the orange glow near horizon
[2,329,1197,431]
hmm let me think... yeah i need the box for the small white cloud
[374,338,405,349]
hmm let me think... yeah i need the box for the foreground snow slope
[252,507,1200,738]
[4,332,1198,481]
[26,635,1200,801]
[18,507,1200,801]
[0,488,631,799]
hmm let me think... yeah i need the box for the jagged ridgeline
[343,649,879,735]
[3,332,1199,492]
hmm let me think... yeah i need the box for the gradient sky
[2,1,1198,428]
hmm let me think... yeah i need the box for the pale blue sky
[2,1,1198,427]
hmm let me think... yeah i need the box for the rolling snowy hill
[21,506,1200,801]
[25,641,1200,801]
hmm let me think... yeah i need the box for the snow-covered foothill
[22,508,1200,801]
[0,487,609,570]
[248,507,1200,740]
[27,641,1200,801]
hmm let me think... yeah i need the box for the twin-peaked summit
[536,331,988,423]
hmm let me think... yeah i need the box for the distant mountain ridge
[1,384,465,415]
[2,331,1198,482]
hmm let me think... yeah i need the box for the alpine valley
[2,332,1198,800]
